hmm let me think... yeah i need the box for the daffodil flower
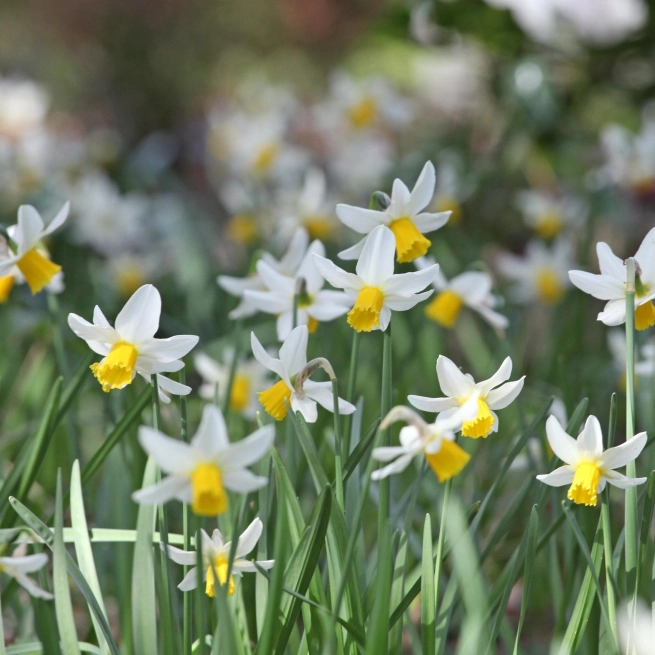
[68,284,198,393]
[313,225,438,332]
[372,398,478,482]
[244,239,350,340]
[163,518,273,597]
[516,189,586,239]
[251,325,355,422]
[415,256,508,330]
[337,161,450,263]
[0,544,53,599]
[0,202,69,294]
[133,404,274,516]
[569,228,655,330]
[408,355,525,439]
[536,415,647,506]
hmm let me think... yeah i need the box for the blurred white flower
[428,153,476,225]
[607,330,655,387]
[618,600,655,655]
[0,78,49,139]
[0,543,53,600]
[516,189,587,238]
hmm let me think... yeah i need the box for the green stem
[601,493,618,645]
[179,368,192,655]
[222,320,242,417]
[331,378,345,510]
[378,325,392,536]
[342,330,360,459]
[433,478,452,606]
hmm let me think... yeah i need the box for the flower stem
[378,324,392,536]
[601,492,618,645]
[433,478,451,606]
[342,330,360,459]
[179,368,192,655]
[222,319,242,417]
[331,378,345,510]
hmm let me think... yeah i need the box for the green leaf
[342,417,381,484]
[53,470,82,655]
[365,519,393,655]
[421,514,435,655]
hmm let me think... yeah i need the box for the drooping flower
[497,238,573,305]
[68,284,198,393]
[0,202,69,294]
[371,398,478,482]
[536,415,647,506]
[569,229,655,330]
[0,543,53,599]
[337,161,450,263]
[251,325,355,422]
[133,404,274,516]
[313,225,438,332]
[244,239,350,340]
[416,256,508,330]
[163,518,273,597]
[516,189,586,239]
[408,355,525,439]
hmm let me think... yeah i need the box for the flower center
[16,249,62,294]
[253,143,279,173]
[308,316,319,334]
[535,269,564,304]
[227,215,259,245]
[567,461,601,506]
[205,554,235,597]
[229,374,250,412]
[347,286,384,332]
[0,275,15,302]
[348,97,378,129]
[424,439,471,482]
[435,196,461,225]
[258,379,292,421]
[425,290,463,328]
[461,398,495,439]
[635,301,655,331]
[388,217,431,263]
[535,211,562,239]
[191,463,228,516]
[304,216,334,240]
[90,342,138,392]
[116,264,145,298]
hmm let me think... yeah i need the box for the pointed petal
[13,574,54,600]
[220,425,275,470]
[603,470,647,489]
[568,271,625,300]
[412,211,450,233]
[598,299,626,326]
[371,453,414,480]
[634,227,655,284]
[244,290,291,315]
[67,314,118,349]
[335,204,385,234]
[599,432,647,471]
[191,404,230,459]
[355,225,395,286]
[577,415,604,458]
[15,205,45,252]
[132,475,190,505]
[536,465,575,487]
[137,335,199,361]
[163,544,197,566]
[235,518,263,558]
[250,331,286,380]
[337,239,366,261]
[476,357,513,396]
[408,395,459,412]
[383,265,439,296]
[178,567,199,592]
[313,254,361,291]
[3,553,49,574]
[138,426,195,473]
[545,415,579,465]
[222,468,269,493]
[303,380,356,414]
[596,242,626,280]
[115,284,162,343]
[437,355,475,399]
[372,446,411,462]
[406,161,436,215]
[279,325,308,377]
[486,377,525,410]
[41,201,70,237]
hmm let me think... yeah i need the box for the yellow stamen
[308,316,319,334]
[227,215,259,245]
[635,301,655,331]
[258,379,292,421]
[191,463,228,516]
[229,374,250,412]
[347,286,384,332]
[435,196,461,225]
[461,398,495,439]
[253,143,279,173]
[304,216,335,241]
[348,97,377,129]
[536,269,564,304]
[16,249,61,294]
[567,461,601,506]
[425,290,463,328]
[116,264,145,298]
[90,342,138,392]
[424,440,471,482]
[0,275,15,302]
[205,555,235,597]
[388,217,431,263]
[535,211,562,239]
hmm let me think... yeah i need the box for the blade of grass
[421,514,435,655]
[365,519,393,655]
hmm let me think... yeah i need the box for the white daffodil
[194,350,270,419]
[0,77,49,139]
[607,330,655,390]
[371,398,478,482]
[337,161,450,263]
[536,415,647,506]
[618,600,654,655]
[313,225,438,333]
[251,325,355,422]
[218,227,310,320]
[245,239,350,341]
[497,238,573,305]
[409,355,525,439]
[569,229,655,330]
[516,189,586,239]
[68,284,199,394]
[416,256,508,330]
[0,543,53,599]
[133,404,274,516]
[0,202,69,294]
[163,518,273,598]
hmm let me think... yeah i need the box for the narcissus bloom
[337,161,450,263]
[516,189,586,239]
[163,518,273,597]
[68,284,198,393]
[416,256,508,330]
[409,355,524,439]
[251,325,355,422]
[536,415,647,506]
[313,225,438,332]
[569,228,655,330]
[0,544,53,599]
[371,399,477,482]
[0,202,69,294]
[133,404,274,516]
[245,239,350,340]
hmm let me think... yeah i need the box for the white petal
[138,426,195,473]
[337,239,366,261]
[245,290,291,316]
[372,446,411,462]
[67,313,118,347]
[138,335,199,361]
[191,404,230,459]
[371,453,414,480]
[163,544,197,566]
[383,265,439,296]
[599,432,647,471]
[251,331,286,380]
[291,393,318,423]
[634,227,655,284]
[388,179,411,216]
[406,161,436,216]
[296,240,326,293]
[576,415,604,458]
[545,415,579,465]
[93,306,112,328]
[355,225,395,286]
[596,242,626,280]
[412,211,450,233]
[603,470,647,489]
[218,274,263,297]
[279,325,308,378]
[15,205,45,252]
[156,374,191,399]
[235,518,263,558]
[41,201,70,237]
[485,377,525,410]
[568,271,625,301]
[309,291,351,320]
[256,260,295,294]
[536,465,575,487]
[132,475,190,505]
[313,254,361,291]
[408,395,459,412]
[436,355,475,399]
[115,285,162,343]
[222,468,269,493]
[449,272,492,305]
[335,204,385,234]
[233,559,274,573]
[13,574,53,600]
[598,299,626,326]
[3,553,49,574]
[476,357,513,397]
[220,425,275,470]
[277,227,310,273]
[384,290,433,311]
[178,567,199,592]
[303,380,355,414]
